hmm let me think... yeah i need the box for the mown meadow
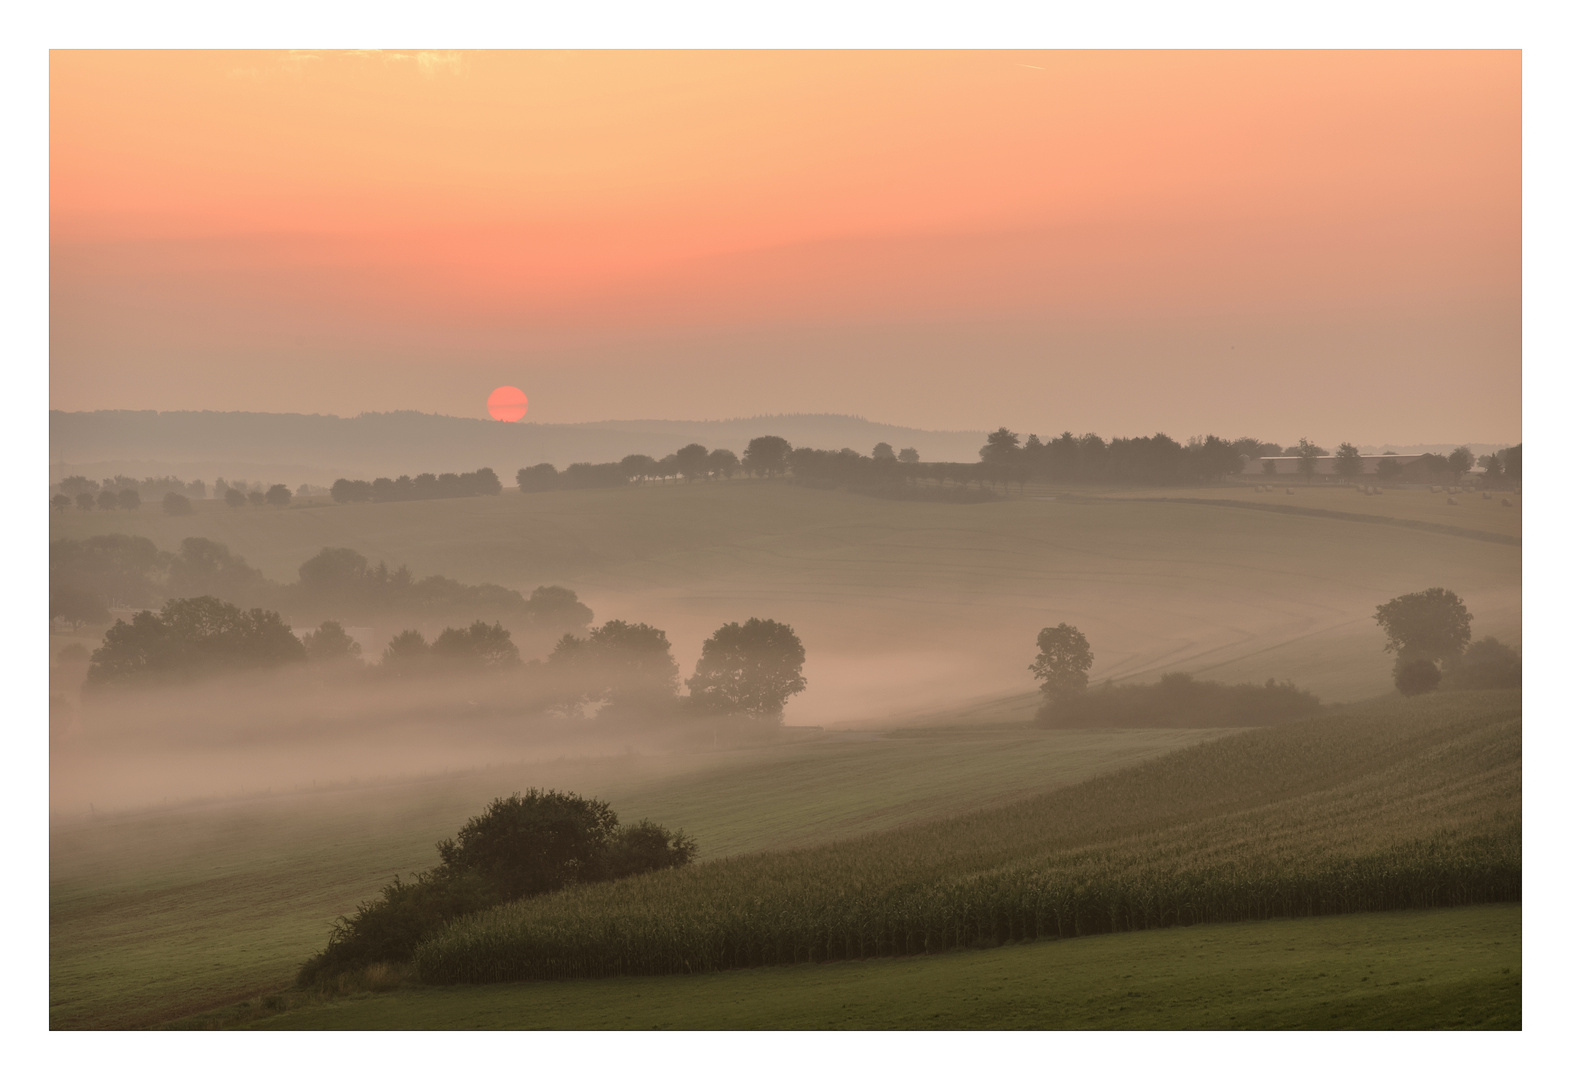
[414,691,1520,983]
[216,903,1521,1030]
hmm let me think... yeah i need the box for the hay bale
[1501,497,1513,508]
[1482,491,1492,500]
[1447,496,1457,505]
[1285,487,1294,495]
[1373,487,1383,494]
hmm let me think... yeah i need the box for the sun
[487,385,528,422]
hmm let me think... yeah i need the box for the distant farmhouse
[1240,454,1425,477]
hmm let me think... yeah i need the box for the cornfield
[415,691,1521,984]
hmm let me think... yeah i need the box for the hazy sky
[50,50,1520,442]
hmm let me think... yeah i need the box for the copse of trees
[51,534,589,644]
[51,535,164,629]
[1374,587,1473,696]
[686,618,807,722]
[162,491,193,516]
[1376,587,1477,662]
[302,621,362,664]
[86,596,306,686]
[432,621,521,669]
[166,538,272,608]
[1372,588,1519,696]
[549,620,681,718]
[331,467,503,505]
[297,789,696,985]
[287,547,590,633]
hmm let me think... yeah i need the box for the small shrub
[1394,658,1442,696]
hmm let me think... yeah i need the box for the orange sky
[50,50,1520,441]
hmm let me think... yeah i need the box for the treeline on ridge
[511,432,1299,495]
[330,468,503,504]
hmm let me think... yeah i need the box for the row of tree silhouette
[83,595,808,724]
[51,475,315,513]
[511,434,1522,492]
[1028,587,1520,727]
[330,468,504,504]
[48,534,590,642]
[51,485,298,515]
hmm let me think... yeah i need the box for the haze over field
[46,49,1522,1032]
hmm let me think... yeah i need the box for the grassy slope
[1102,484,1521,541]
[49,725,1217,1029]
[227,904,1520,1030]
[49,481,1520,711]
[414,691,1519,983]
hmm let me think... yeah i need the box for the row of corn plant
[413,691,1521,983]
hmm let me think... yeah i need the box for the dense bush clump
[1037,672,1322,728]
[297,790,695,986]
[1445,637,1521,691]
[1394,658,1443,696]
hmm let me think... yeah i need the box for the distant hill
[49,410,990,486]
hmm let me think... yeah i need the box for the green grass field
[49,724,1219,1029]
[209,903,1520,1030]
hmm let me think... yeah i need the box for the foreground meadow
[218,904,1521,1030]
[51,690,1518,1028]
[49,724,1215,1029]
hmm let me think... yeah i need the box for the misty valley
[47,429,1521,1030]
